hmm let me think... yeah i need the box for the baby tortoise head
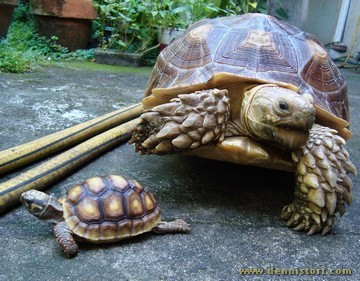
[21,190,63,223]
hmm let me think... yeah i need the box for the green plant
[183,0,222,25]
[219,0,288,19]
[61,49,96,60]
[93,0,157,53]
[150,0,221,29]
[8,22,68,57]
[0,3,96,73]
[0,41,31,73]
[93,0,223,53]
[149,0,188,29]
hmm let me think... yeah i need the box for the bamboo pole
[0,118,139,214]
[0,103,142,175]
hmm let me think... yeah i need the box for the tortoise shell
[61,175,160,242]
[144,13,349,129]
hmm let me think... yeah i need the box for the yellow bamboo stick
[0,118,139,214]
[0,103,142,175]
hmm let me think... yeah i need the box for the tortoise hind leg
[152,219,191,234]
[130,89,230,155]
[54,221,79,258]
[281,124,357,235]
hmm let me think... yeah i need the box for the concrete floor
[0,62,359,281]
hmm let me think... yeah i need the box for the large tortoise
[130,14,357,235]
[21,175,190,257]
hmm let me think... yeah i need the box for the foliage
[0,41,31,73]
[148,0,288,30]
[149,0,188,29]
[219,0,288,19]
[0,3,96,73]
[8,4,68,55]
[150,0,221,29]
[186,0,222,23]
[7,23,68,59]
[93,0,158,53]
[62,49,96,60]
[93,0,222,53]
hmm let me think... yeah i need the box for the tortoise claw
[307,225,318,236]
[321,226,331,236]
[293,223,305,231]
[286,217,295,227]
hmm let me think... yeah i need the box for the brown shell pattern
[146,13,348,121]
[62,175,160,242]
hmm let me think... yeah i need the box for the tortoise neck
[241,84,271,139]
[39,195,64,224]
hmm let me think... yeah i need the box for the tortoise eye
[279,101,289,111]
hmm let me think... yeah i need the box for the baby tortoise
[21,175,190,258]
[130,14,357,235]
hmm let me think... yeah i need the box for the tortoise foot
[54,221,79,258]
[283,124,356,235]
[281,202,337,235]
[130,89,230,154]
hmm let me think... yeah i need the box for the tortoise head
[241,84,316,150]
[21,190,63,223]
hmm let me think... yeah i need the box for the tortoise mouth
[20,193,34,209]
[270,114,314,149]
[224,120,311,151]
[260,125,310,150]
[274,113,315,132]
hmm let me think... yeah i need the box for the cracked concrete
[0,62,359,281]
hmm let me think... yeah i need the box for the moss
[48,61,153,76]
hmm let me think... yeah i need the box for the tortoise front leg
[152,219,191,234]
[281,124,357,235]
[130,89,230,154]
[54,221,79,258]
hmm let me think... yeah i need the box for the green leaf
[117,40,127,48]
[248,1,258,9]
[172,7,187,14]
[258,7,268,14]
[276,7,289,19]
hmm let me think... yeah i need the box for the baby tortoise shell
[61,175,160,242]
[21,175,190,258]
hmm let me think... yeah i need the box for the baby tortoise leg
[152,219,191,234]
[281,124,357,235]
[130,89,230,154]
[54,221,79,258]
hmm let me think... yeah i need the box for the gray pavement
[0,62,359,281]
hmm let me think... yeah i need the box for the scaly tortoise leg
[281,124,357,235]
[130,89,230,154]
[54,221,79,258]
[152,219,191,234]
